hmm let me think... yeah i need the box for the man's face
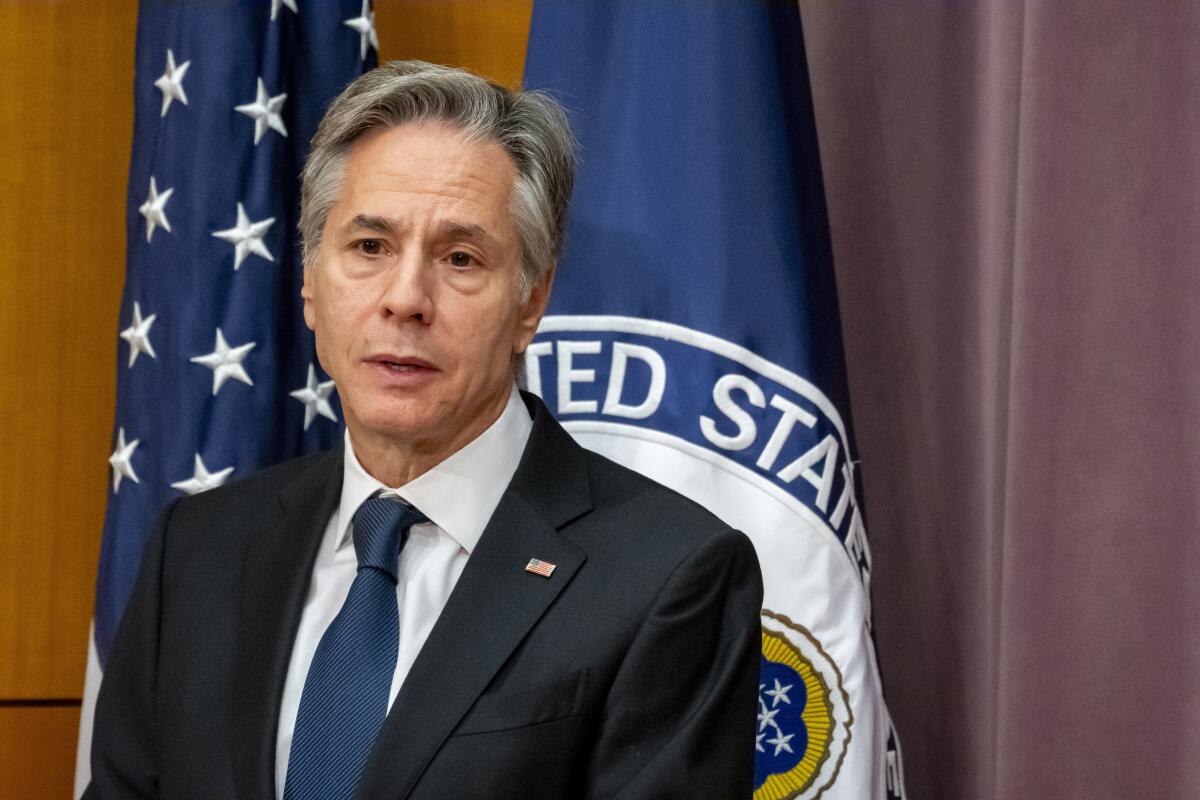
[303,121,551,460]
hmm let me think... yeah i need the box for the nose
[378,251,434,324]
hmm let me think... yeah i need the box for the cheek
[315,280,366,341]
[450,306,512,374]
[309,287,364,379]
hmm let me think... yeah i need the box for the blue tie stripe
[283,494,428,800]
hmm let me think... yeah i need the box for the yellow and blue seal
[755,610,853,800]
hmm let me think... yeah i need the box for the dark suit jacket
[87,394,763,799]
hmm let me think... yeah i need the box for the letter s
[699,374,766,451]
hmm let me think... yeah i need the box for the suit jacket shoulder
[164,447,341,528]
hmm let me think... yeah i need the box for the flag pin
[525,558,556,578]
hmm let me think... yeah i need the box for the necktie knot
[351,493,428,582]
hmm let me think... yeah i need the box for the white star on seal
[190,328,256,395]
[153,48,190,117]
[290,363,338,430]
[108,427,141,494]
[344,0,378,61]
[212,203,275,270]
[766,731,795,757]
[171,454,234,495]
[270,0,298,20]
[119,302,158,368]
[138,176,174,242]
[765,678,793,708]
[757,705,780,731]
[235,77,288,145]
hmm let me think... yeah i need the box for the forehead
[336,121,518,222]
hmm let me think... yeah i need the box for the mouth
[377,362,428,372]
[364,354,438,375]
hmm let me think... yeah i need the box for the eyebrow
[434,221,502,251]
[345,215,505,252]
[348,214,396,234]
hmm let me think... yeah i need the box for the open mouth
[366,355,437,375]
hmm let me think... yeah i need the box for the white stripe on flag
[74,623,102,799]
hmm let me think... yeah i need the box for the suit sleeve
[585,526,764,799]
[84,500,178,800]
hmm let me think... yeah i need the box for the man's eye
[448,251,475,268]
[355,239,384,256]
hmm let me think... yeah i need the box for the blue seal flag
[524,2,906,797]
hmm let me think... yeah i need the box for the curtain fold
[801,2,1200,798]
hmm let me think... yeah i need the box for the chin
[347,395,447,438]
[356,411,440,441]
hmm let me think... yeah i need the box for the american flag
[524,558,557,578]
[93,0,376,671]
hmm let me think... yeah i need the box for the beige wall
[0,2,529,795]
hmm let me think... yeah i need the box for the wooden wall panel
[0,1,137,700]
[376,0,533,88]
[0,705,81,798]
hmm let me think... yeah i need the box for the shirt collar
[334,386,533,555]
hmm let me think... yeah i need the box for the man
[87,61,762,799]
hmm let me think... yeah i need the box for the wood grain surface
[375,0,532,89]
[0,0,137,701]
[0,705,82,798]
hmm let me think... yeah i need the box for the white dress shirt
[274,387,533,797]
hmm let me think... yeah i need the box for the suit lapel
[229,449,343,800]
[356,396,593,799]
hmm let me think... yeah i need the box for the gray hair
[299,60,576,298]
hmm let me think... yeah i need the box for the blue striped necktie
[283,493,428,800]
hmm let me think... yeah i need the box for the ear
[513,264,556,355]
[301,264,317,332]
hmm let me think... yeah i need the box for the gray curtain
[800,2,1200,798]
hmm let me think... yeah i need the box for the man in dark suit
[87,61,762,799]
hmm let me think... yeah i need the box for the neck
[347,393,511,488]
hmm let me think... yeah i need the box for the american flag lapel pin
[525,558,557,578]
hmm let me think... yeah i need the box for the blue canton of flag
[95,0,376,670]
[523,2,906,798]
